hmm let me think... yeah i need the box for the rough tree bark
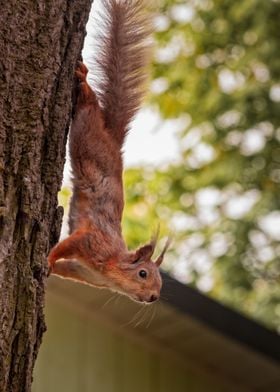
[0,1,92,391]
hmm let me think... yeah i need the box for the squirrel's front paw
[47,251,57,277]
[47,265,52,277]
[47,256,55,277]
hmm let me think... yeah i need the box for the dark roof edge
[161,272,280,363]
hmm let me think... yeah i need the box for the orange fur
[48,1,169,303]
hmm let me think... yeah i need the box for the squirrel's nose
[149,294,158,303]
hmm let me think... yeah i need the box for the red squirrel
[48,0,170,304]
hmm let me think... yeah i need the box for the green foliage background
[61,0,280,331]
[122,0,280,331]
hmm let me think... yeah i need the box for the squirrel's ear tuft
[155,237,172,267]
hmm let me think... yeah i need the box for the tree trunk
[0,1,92,390]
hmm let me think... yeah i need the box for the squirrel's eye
[138,269,147,279]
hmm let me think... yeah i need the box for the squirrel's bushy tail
[88,0,152,144]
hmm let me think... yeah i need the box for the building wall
[32,292,234,392]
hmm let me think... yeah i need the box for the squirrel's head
[105,235,171,304]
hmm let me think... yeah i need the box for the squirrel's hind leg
[75,61,98,106]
